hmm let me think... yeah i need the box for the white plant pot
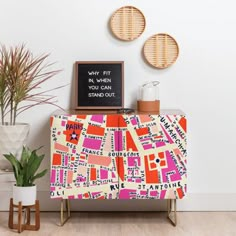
[0,123,30,170]
[13,185,37,206]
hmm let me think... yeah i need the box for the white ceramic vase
[0,123,30,170]
[13,185,37,206]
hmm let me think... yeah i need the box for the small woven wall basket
[143,33,179,69]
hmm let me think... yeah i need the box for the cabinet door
[118,114,187,199]
[50,114,120,199]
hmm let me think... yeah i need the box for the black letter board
[75,61,124,109]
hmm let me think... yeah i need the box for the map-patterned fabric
[50,114,187,199]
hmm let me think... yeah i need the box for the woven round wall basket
[143,33,179,69]
[110,6,146,41]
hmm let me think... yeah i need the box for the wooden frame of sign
[75,61,124,109]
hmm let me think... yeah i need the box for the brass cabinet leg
[167,199,177,226]
[59,199,71,226]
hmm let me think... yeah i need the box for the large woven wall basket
[110,6,146,41]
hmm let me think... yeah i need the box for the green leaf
[3,153,22,180]
[25,151,45,184]
[31,169,47,183]
[16,174,23,186]
[20,146,30,167]
[3,146,47,186]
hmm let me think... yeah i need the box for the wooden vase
[137,100,160,114]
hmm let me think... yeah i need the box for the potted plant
[0,44,62,170]
[4,146,47,206]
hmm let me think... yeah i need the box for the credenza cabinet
[50,110,187,201]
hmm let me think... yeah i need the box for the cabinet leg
[59,199,70,226]
[167,199,177,226]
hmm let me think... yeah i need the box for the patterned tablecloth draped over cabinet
[50,111,187,200]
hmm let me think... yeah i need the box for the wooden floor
[0,212,236,236]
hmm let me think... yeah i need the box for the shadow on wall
[27,116,51,190]
[70,64,76,110]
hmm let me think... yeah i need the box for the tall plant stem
[10,97,13,125]
[13,104,17,125]
[1,106,4,125]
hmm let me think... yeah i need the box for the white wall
[0,0,236,211]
